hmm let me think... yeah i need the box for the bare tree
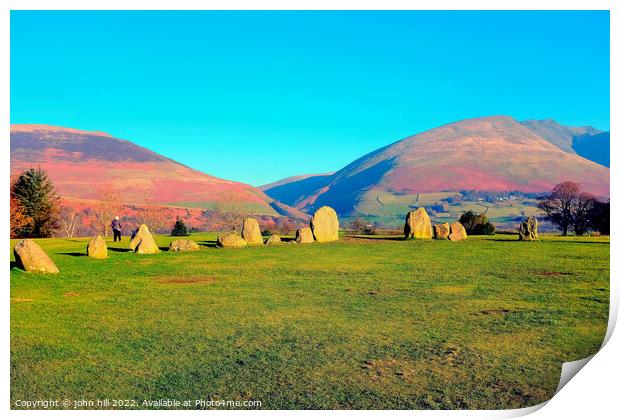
[273,217,304,235]
[92,184,124,237]
[213,192,249,233]
[135,199,169,233]
[347,217,366,234]
[538,181,581,236]
[59,205,82,238]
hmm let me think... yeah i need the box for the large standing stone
[169,239,200,252]
[310,206,340,242]
[13,239,59,274]
[404,207,433,239]
[518,216,539,241]
[242,217,263,245]
[217,233,248,248]
[87,235,108,259]
[433,223,450,239]
[295,227,314,244]
[448,222,468,241]
[129,224,160,254]
[265,235,282,245]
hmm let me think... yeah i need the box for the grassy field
[10,233,609,409]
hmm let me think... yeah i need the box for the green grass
[10,233,609,409]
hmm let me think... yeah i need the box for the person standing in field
[111,216,122,241]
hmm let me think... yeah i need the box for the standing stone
[87,235,108,259]
[295,227,314,244]
[433,223,450,239]
[310,206,339,242]
[129,224,160,254]
[217,233,248,248]
[518,216,539,241]
[448,222,468,241]
[13,239,59,274]
[404,207,433,239]
[242,217,263,245]
[265,235,282,245]
[169,239,200,252]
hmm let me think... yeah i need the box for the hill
[571,131,611,168]
[520,119,609,167]
[263,116,610,217]
[259,172,334,191]
[10,124,283,216]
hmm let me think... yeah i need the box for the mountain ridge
[263,116,610,216]
[10,124,284,216]
[520,119,609,167]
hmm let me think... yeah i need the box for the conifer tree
[170,217,190,236]
[11,168,60,238]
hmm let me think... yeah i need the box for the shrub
[170,218,190,236]
[459,211,495,235]
[347,218,377,235]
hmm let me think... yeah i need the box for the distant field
[351,190,545,228]
[10,233,609,409]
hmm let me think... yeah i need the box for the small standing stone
[433,223,450,239]
[13,239,59,274]
[265,235,282,245]
[242,217,263,245]
[129,224,160,254]
[217,233,248,248]
[448,222,468,241]
[295,227,314,244]
[87,235,108,259]
[169,239,200,252]
[518,216,539,241]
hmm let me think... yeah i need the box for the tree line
[538,181,609,236]
[9,168,304,239]
[10,168,192,239]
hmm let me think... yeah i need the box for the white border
[1,2,617,419]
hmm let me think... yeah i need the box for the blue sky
[11,11,610,186]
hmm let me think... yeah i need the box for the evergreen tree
[170,217,190,236]
[11,168,60,238]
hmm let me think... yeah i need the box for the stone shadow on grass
[197,241,218,249]
[57,252,86,257]
[108,247,131,253]
[343,235,406,241]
